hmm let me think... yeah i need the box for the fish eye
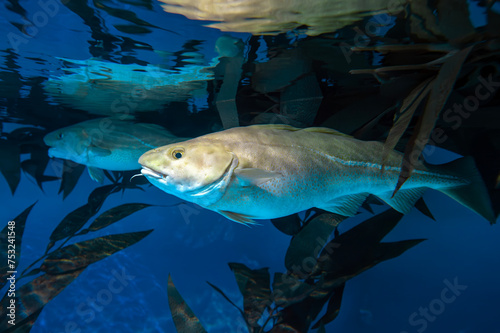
[172,149,184,159]
[57,132,64,139]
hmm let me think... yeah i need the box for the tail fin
[431,157,496,224]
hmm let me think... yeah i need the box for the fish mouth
[140,166,166,180]
[47,147,64,159]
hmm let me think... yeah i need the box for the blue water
[1,1,499,333]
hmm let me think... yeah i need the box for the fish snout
[43,132,56,147]
[139,149,168,179]
[138,148,161,165]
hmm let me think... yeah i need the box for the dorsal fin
[248,124,300,131]
[248,124,352,137]
[301,127,352,137]
[138,123,170,131]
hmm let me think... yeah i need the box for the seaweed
[58,160,86,200]
[0,189,154,332]
[0,203,35,290]
[167,275,207,333]
[346,1,500,198]
[393,46,474,194]
[2,0,498,214]
[0,128,46,195]
[1,1,499,330]
[167,209,424,332]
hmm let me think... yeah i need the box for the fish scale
[119,132,158,149]
[139,125,495,225]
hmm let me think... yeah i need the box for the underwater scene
[1,0,499,332]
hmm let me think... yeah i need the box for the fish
[44,118,188,182]
[158,0,396,36]
[43,57,214,115]
[138,124,495,225]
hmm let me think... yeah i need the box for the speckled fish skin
[139,125,493,224]
[44,118,186,171]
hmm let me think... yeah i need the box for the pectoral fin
[88,167,104,183]
[318,193,369,217]
[218,210,260,226]
[89,146,112,157]
[234,168,281,186]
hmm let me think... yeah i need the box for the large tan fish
[139,125,495,225]
[44,118,187,182]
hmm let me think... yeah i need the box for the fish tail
[432,156,496,224]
